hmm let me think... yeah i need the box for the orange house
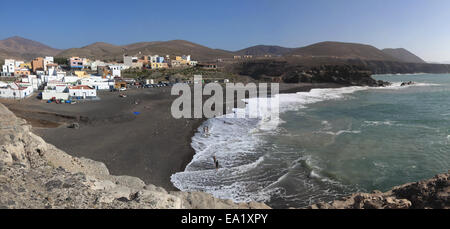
[32,57,44,73]
[14,69,31,76]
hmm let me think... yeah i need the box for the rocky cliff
[232,60,389,86]
[309,173,449,209]
[0,103,269,209]
[230,58,450,84]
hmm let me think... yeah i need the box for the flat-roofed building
[68,85,97,99]
[69,57,84,69]
[2,59,16,76]
[32,57,44,73]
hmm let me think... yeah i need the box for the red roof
[13,82,29,90]
[68,85,94,90]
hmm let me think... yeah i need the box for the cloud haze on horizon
[1,0,450,62]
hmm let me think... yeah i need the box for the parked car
[119,87,127,91]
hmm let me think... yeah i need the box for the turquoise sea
[172,73,450,208]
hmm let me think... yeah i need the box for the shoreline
[172,82,348,195]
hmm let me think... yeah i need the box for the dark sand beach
[0,83,342,190]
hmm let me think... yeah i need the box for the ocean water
[171,74,450,209]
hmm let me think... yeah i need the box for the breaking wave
[170,82,427,205]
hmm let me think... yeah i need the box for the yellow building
[151,63,169,69]
[20,62,32,69]
[174,56,189,65]
[74,71,89,78]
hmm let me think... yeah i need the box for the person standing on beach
[215,159,219,170]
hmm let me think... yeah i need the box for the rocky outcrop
[309,173,449,209]
[230,58,450,84]
[231,60,390,86]
[282,65,390,87]
[0,103,270,209]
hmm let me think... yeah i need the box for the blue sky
[1,0,450,62]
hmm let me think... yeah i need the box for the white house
[47,64,58,76]
[80,77,114,90]
[31,78,43,90]
[44,57,54,71]
[68,85,97,99]
[2,59,16,76]
[47,81,70,90]
[55,85,69,93]
[63,76,80,83]
[21,75,43,90]
[41,90,70,100]
[0,82,33,99]
[90,60,107,71]
[109,65,123,77]
[42,74,64,83]
[57,71,66,78]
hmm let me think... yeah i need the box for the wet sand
[0,83,342,190]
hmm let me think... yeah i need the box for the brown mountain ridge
[0,36,427,64]
[382,48,426,63]
[0,36,61,61]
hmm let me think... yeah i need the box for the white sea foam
[320,130,362,136]
[373,73,428,77]
[171,82,428,204]
[363,120,439,131]
[363,121,396,127]
[372,82,440,90]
